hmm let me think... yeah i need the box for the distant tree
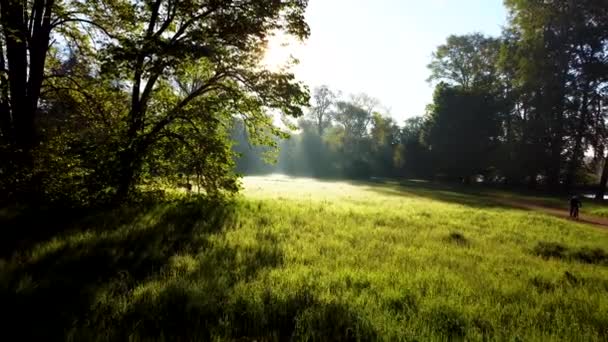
[423,83,501,182]
[331,99,375,178]
[370,112,399,177]
[400,116,425,143]
[308,85,338,136]
[334,101,371,142]
[428,34,500,90]
[396,116,430,178]
[350,93,380,117]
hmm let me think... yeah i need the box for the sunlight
[262,33,304,71]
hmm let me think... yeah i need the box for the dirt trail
[494,198,608,230]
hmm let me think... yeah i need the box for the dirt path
[494,198,608,230]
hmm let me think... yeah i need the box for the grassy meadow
[1,175,608,341]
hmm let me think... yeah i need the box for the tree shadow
[1,197,376,341]
[0,205,95,259]
[0,198,285,340]
[0,195,178,259]
[348,179,509,209]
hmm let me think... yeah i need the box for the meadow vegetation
[2,176,607,341]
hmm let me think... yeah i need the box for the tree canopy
[1,0,310,205]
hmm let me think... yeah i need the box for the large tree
[79,0,310,199]
[0,0,67,200]
[427,33,500,90]
[1,0,56,151]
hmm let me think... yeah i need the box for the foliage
[307,85,339,136]
[427,33,500,90]
[423,83,501,181]
[0,0,311,205]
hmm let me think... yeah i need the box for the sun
[262,33,303,71]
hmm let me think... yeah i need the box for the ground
[1,175,608,341]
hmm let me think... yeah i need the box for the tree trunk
[546,144,562,189]
[547,95,565,190]
[565,92,589,189]
[528,173,538,189]
[0,38,12,143]
[1,0,30,151]
[114,148,142,202]
[596,155,608,200]
[0,0,55,203]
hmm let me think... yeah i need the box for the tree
[427,33,500,90]
[1,0,57,152]
[80,0,310,199]
[396,116,430,178]
[504,0,608,190]
[0,0,76,200]
[308,85,337,136]
[350,92,380,117]
[423,83,501,182]
[334,101,371,142]
[370,112,399,177]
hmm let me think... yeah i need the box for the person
[569,195,582,219]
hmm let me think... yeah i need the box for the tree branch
[142,72,228,147]
[153,0,177,38]
[168,4,222,45]
[51,18,114,39]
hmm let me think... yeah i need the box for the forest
[237,0,608,198]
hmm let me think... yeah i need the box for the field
[472,187,608,219]
[2,175,608,340]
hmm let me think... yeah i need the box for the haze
[266,0,507,121]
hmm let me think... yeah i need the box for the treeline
[238,0,608,197]
[234,90,403,179]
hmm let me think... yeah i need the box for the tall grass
[1,176,607,340]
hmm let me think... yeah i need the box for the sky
[264,0,508,123]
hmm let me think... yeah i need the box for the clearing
[1,175,608,340]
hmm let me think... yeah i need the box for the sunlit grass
[1,176,608,340]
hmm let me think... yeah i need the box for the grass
[468,185,608,218]
[1,175,608,340]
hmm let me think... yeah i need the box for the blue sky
[265,0,508,123]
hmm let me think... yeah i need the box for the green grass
[1,175,608,341]
[382,179,608,218]
[469,185,608,218]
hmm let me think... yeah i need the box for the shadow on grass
[0,199,239,338]
[0,198,378,341]
[348,179,507,209]
[533,241,608,266]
